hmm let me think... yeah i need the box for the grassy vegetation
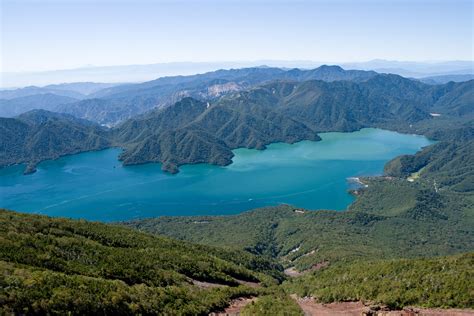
[1,260,258,315]
[284,253,474,309]
[0,209,284,315]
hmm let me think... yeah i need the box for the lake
[0,128,432,221]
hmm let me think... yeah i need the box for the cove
[0,128,433,221]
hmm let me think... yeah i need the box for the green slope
[385,139,474,192]
[114,97,320,173]
[284,253,474,309]
[0,209,284,315]
[0,110,111,174]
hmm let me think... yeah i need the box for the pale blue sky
[1,0,473,72]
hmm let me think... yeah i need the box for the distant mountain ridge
[1,65,378,125]
[3,59,472,87]
[0,93,78,117]
[0,86,85,100]
[419,74,474,85]
[55,65,378,126]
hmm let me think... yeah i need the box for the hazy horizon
[4,58,474,74]
[2,0,473,70]
[2,59,473,88]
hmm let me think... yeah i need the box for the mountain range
[0,66,472,174]
[2,60,472,87]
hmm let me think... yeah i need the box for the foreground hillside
[1,210,472,315]
[284,253,473,309]
[0,210,284,315]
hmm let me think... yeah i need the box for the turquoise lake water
[0,128,432,221]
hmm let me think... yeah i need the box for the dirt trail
[291,296,474,316]
[293,297,370,316]
[209,297,257,316]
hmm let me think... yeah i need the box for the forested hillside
[0,209,284,315]
[114,97,320,173]
[284,253,473,309]
[0,110,111,174]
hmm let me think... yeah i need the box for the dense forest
[284,253,473,309]
[0,209,286,315]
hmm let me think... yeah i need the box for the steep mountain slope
[0,110,111,174]
[216,75,432,132]
[0,209,283,315]
[0,93,78,117]
[114,97,320,173]
[55,79,242,126]
[385,139,474,192]
[431,80,474,116]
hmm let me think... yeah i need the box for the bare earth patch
[191,279,227,289]
[291,296,474,316]
[235,279,261,288]
[209,297,257,316]
[284,260,329,277]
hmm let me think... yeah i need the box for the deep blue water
[0,128,432,221]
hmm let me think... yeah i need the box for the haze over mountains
[2,60,472,88]
[1,65,472,175]
[1,65,377,124]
